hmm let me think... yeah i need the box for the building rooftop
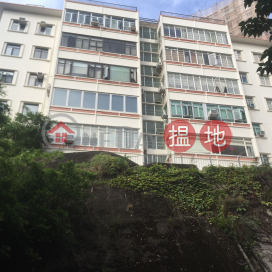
[0,1,62,19]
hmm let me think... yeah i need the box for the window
[240,73,248,84]
[61,33,136,56]
[163,25,228,44]
[34,48,48,59]
[141,43,158,52]
[11,20,26,32]
[5,44,20,56]
[234,50,243,61]
[170,100,247,123]
[57,59,137,83]
[259,75,271,86]
[252,124,261,136]
[261,154,269,164]
[64,9,135,32]
[141,66,161,87]
[0,70,14,83]
[38,25,52,35]
[266,99,272,110]
[168,73,240,94]
[142,91,163,116]
[165,48,234,68]
[23,103,39,114]
[143,121,165,149]
[246,97,254,106]
[28,74,43,87]
[253,53,263,63]
[171,101,204,119]
[51,88,137,113]
[140,53,159,62]
[140,27,157,39]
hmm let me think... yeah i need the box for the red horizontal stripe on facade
[120,113,140,118]
[55,75,75,80]
[120,149,141,153]
[72,109,95,114]
[50,106,71,111]
[96,111,119,116]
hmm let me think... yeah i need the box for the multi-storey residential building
[0,0,271,167]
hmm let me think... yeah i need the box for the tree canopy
[239,0,272,75]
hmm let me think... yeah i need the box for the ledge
[59,46,139,60]
[168,88,243,98]
[50,106,140,118]
[165,60,236,71]
[170,117,250,128]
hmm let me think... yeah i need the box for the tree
[239,0,272,76]
[0,84,10,127]
[0,150,96,271]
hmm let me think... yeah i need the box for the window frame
[10,19,27,32]
[4,43,21,57]
[27,73,44,87]
[234,50,243,61]
[61,33,137,56]
[33,47,49,60]
[38,24,53,36]
[252,123,261,136]
[240,72,249,84]
[64,9,135,32]
[22,103,39,114]
[51,88,138,113]
[0,70,15,84]
[259,74,271,86]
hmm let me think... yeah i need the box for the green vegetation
[239,0,272,75]
[110,164,272,243]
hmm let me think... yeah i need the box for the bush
[0,150,96,269]
[90,153,129,178]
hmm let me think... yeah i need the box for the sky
[3,0,222,20]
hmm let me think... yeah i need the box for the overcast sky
[3,0,222,19]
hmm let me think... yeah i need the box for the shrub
[90,153,129,178]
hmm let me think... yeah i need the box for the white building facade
[0,1,271,167]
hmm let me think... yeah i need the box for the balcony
[67,0,137,11]
[160,11,225,24]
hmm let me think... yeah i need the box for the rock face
[72,185,246,272]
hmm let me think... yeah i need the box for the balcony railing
[68,0,137,11]
[160,11,225,24]
[127,154,267,169]
[140,17,158,24]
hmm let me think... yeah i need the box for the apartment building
[0,2,62,116]
[0,0,271,166]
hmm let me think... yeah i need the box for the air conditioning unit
[19,17,26,21]
[247,103,255,108]
[161,114,168,120]
[156,128,164,134]
[37,72,44,79]
[158,86,165,93]
[258,131,265,137]
[91,21,99,27]
[65,135,74,145]
[154,97,162,103]
[130,26,136,32]
[40,21,47,27]
[208,109,218,120]
[156,62,163,70]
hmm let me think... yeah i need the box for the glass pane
[23,104,38,114]
[68,90,82,107]
[83,92,96,109]
[5,46,12,55]
[72,61,88,77]
[145,92,153,103]
[110,66,130,82]
[53,89,67,106]
[126,97,137,113]
[41,50,48,59]
[34,49,41,58]
[97,93,110,110]
[28,75,36,86]
[146,121,155,134]
[112,95,124,111]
